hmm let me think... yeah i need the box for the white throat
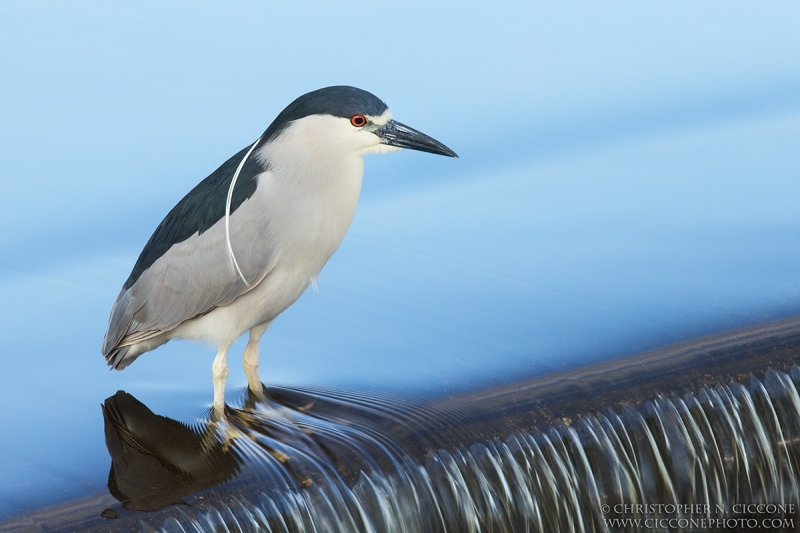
[257,115,368,191]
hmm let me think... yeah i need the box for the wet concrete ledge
[431,314,800,442]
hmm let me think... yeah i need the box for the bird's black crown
[261,86,388,142]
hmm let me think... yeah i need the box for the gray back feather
[102,171,275,365]
[123,145,266,291]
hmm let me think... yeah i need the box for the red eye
[350,114,367,127]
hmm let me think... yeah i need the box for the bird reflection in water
[101,386,436,515]
[102,391,239,511]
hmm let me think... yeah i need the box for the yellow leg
[212,344,231,415]
[243,322,271,397]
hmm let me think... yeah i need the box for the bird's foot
[203,405,245,453]
[211,400,229,420]
[242,382,268,411]
[248,379,264,397]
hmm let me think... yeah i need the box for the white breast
[171,115,366,347]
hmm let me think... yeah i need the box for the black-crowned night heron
[102,86,457,414]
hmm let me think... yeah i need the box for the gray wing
[102,146,273,368]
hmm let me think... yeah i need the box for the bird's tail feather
[106,345,140,370]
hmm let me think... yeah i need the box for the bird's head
[258,86,458,160]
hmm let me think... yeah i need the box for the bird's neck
[254,134,365,272]
[257,124,365,196]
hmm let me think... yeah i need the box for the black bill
[375,120,458,158]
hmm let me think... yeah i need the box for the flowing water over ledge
[5,316,800,532]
